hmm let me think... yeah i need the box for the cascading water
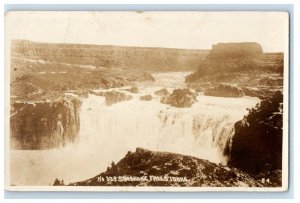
[10,72,260,186]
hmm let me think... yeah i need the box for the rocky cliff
[65,148,279,187]
[10,96,81,149]
[228,91,283,177]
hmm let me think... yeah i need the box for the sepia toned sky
[5,11,289,52]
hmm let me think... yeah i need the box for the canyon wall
[10,96,82,149]
[11,40,209,72]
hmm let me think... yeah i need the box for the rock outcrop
[228,91,283,177]
[67,148,279,187]
[161,89,197,108]
[204,84,244,97]
[10,96,82,150]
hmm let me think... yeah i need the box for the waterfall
[76,91,260,168]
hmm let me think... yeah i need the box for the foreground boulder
[67,148,279,187]
[204,84,244,97]
[161,89,197,108]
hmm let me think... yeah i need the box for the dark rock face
[209,42,263,60]
[154,88,170,96]
[228,91,283,176]
[161,89,197,108]
[10,97,81,150]
[204,84,244,97]
[68,148,278,187]
[140,95,153,101]
[94,91,133,106]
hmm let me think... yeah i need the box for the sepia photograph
[4,11,289,191]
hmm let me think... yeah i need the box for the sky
[5,11,289,52]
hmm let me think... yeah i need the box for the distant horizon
[11,38,284,53]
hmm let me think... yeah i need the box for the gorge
[9,40,284,187]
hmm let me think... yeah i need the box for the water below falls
[10,72,260,186]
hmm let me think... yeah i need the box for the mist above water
[10,72,260,186]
